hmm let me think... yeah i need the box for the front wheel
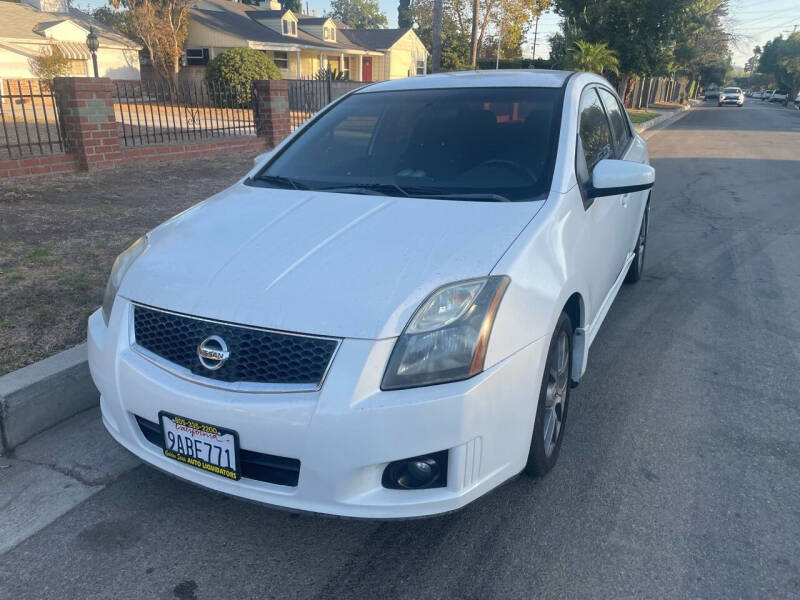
[625,200,650,283]
[524,313,572,477]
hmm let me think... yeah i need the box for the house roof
[337,28,411,51]
[296,16,329,25]
[247,9,290,19]
[189,0,416,54]
[0,2,140,49]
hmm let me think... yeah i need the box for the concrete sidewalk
[0,407,140,556]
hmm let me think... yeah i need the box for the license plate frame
[159,411,241,481]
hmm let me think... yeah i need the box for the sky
[77,0,799,67]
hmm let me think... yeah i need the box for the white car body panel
[121,188,543,340]
[90,70,653,518]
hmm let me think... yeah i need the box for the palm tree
[568,41,620,75]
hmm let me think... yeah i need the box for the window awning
[55,41,91,60]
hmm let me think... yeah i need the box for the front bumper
[88,302,547,518]
[719,97,743,105]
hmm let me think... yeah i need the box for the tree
[92,6,138,40]
[29,40,72,83]
[410,0,470,71]
[398,0,412,28]
[328,0,388,28]
[758,33,800,97]
[552,0,732,96]
[281,0,302,11]
[409,0,548,70]
[108,0,190,83]
[567,40,619,75]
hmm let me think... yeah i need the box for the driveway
[1,99,799,599]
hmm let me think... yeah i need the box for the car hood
[120,183,543,339]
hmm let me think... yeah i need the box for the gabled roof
[188,0,417,54]
[0,2,139,49]
[247,9,292,19]
[296,16,329,25]
[191,8,287,44]
[338,28,411,51]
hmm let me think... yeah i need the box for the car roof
[356,69,576,93]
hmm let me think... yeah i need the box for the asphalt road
[2,100,799,600]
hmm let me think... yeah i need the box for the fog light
[382,450,448,490]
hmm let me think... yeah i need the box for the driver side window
[578,89,613,173]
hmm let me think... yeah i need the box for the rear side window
[597,88,630,156]
[578,88,613,172]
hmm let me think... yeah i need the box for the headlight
[381,276,510,390]
[102,235,146,325]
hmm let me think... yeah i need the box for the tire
[625,198,650,284]
[717,102,723,107]
[524,312,572,477]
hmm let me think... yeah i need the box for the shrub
[206,48,281,89]
[29,40,72,83]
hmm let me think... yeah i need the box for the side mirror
[253,150,275,165]
[589,159,655,198]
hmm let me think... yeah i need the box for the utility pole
[531,14,540,62]
[432,0,442,72]
[470,0,479,67]
[495,15,502,69]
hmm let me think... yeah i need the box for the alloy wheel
[542,330,569,457]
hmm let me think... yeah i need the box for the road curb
[0,344,98,454]
[635,103,692,134]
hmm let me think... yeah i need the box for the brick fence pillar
[253,79,291,149]
[53,77,121,171]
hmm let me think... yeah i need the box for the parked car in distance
[704,86,720,100]
[794,92,800,109]
[89,70,654,518]
[769,90,789,104]
[718,87,744,107]
[752,90,762,99]
[761,90,775,101]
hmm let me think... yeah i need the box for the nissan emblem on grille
[197,335,230,370]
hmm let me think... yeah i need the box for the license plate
[159,412,240,480]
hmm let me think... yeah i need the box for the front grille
[135,415,301,487]
[132,305,338,387]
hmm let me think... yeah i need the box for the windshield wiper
[409,192,512,203]
[252,174,307,190]
[317,183,409,197]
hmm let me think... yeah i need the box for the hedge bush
[206,48,281,90]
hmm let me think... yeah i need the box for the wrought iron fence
[0,80,65,158]
[288,76,368,131]
[113,80,256,147]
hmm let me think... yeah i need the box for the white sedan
[89,70,654,518]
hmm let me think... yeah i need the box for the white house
[0,0,141,83]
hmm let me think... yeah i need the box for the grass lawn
[627,109,661,124]
[0,151,261,375]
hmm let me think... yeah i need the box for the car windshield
[255,87,563,202]
[723,88,740,93]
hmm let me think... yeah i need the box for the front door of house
[362,57,372,82]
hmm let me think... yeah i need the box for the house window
[416,59,425,75]
[273,51,289,69]
[342,56,350,78]
[69,60,88,76]
[323,26,335,41]
[282,19,296,36]
[185,48,209,66]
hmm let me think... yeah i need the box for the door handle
[621,193,630,207]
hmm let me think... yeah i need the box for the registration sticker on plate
[159,412,240,480]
